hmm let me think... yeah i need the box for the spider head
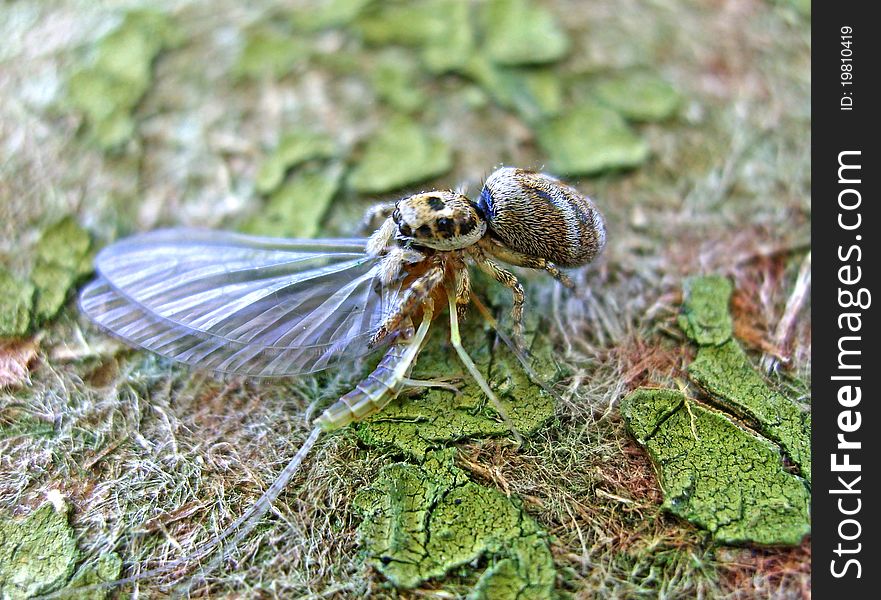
[393,191,487,250]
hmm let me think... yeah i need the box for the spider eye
[435,217,454,236]
[426,196,446,211]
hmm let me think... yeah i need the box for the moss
[65,553,123,600]
[3,0,812,596]
[66,10,179,149]
[0,500,79,598]
[535,103,649,175]
[347,116,453,194]
[622,274,812,545]
[93,11,180,81]
[0,269,35,338]
[290,0,372,31]
[689,341,811,484]
[0,414,56,442]
[594,71,682,122]
[481,0,570,66]
[620,389,810,546]
[356,321,556,460]
[243,164,343,239]
[678,275,733,346]
[30,217,94,324]
[678,275,810,483]
[620,388,684,441]
[1,217,94,337]
[65,72,138,148]
[233,25,313,80]
[465,59,564,124]
[371,49,428,114]
[356,0,475,74]
[354,449,555,597]
[254,132,338,195]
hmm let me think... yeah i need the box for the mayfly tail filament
[38,426,323,598]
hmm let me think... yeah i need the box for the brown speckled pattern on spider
[393,192,487,250]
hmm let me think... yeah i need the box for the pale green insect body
[314,317,425,431]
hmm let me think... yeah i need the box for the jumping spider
[364,167,607,353]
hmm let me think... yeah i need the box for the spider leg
[378,246,426,285]
[446,287,524,446]
[360,201,397,233]
[470,294,563,404]
[370,258,445,347]
[367,216,397,256]
[472,254,528,353]
[480,239,574,289]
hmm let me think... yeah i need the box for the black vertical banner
[813,3,880,596]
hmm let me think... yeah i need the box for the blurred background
[1,0,810,598]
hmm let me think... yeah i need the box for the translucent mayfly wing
[80,229,401,376]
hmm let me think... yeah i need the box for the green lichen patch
[371,49,429,114]
[233,26,312,80]
[678,275,734,346]
[91,11,180,82]
[244,164,343,239]
[290,0,372,31]
[354,449,555,597]
[535,103,649,175]
[356,321,556,460]
[30,217,95,324]
[255,132,338,195]
[347,116,453,194]
[465,59,564,123]
[621,274,811,545]
[677,275,810,482]
[356,0,475,74]
[620,389,810,546]
[0,269,35,338]
[594,72,682,122]
[689,341,811,484]
[66,10,179,149]
[481,0,570,66]
[0,500,79,599]
[65,552,123,600]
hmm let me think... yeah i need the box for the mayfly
[76,167,606,590]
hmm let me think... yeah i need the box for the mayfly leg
[445,288,524,446]
[469,294,563,404]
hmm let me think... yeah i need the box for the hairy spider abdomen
[477,167,606,267]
